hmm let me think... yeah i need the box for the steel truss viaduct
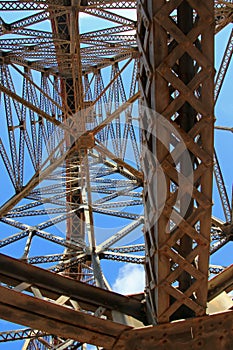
[0,0,233,349]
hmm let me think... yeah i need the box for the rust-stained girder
[0,253,146,322]
[138,0,215,323]
[0,285,131,349]
[208,264,233,301]
[113,310,233,350]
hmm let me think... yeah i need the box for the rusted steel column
[50,4,86,277]
[138,0,214,323]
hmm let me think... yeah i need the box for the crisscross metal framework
[0,0,232,349]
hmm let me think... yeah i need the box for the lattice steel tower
[0,0,232,349]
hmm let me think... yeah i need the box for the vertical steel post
[138,0,214,323]
[50,3,86,280]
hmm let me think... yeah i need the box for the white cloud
[112,264,145,295]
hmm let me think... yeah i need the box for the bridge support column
[138,0,215,323]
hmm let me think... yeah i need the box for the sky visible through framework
[0,7,232,350]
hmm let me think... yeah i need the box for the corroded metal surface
[138,0,215,323]
[113,310,233,350]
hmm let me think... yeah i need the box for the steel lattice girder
[138,0,215,323]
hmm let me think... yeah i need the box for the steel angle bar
[98,218,143,252]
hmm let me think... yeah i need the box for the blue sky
[211,25,233,268]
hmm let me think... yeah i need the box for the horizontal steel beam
[113,310,233,350]
[0,254,146,323]
[0,284,130,349]
[208,264,233,301]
